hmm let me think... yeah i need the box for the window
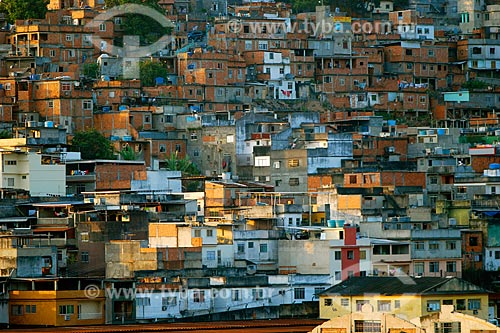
[237,243,244,254]
[11,305,23,316]
[294,287,305,300]
[255,156,271,167]
[443,299,453,305]
[206,229,213,237]
[194,229,201,237]
[81,251,89,263]
[159,145,166,153]
[394,300,400,309]
[175,144,181,152]
[260,243,268,253]
[456,299,466,310]
[258,42,268,50]
[469,236,478,246]
[356,300,370,311]
[193,291,205,303]
[360,250,366,260]
[427,300,440,312]
[50,50,56,57]
[232,289,240,301]
[136,297,151,306]
[340,78,345,85]
[472,47,482,55]
[446,241,456,250]
[248,241,254,249]
[434,322,461,333]
[335,251,341,260]
[446,261,456,272]
[288,159,299,167]
[414,241,424,250]
[6,160,16,166]
[83,100,92,110]
[334,271,341,280]
[468,299,481,310]
[429,261,439,273]
[347,250,354,260]
[324,298,333,306]
[66,34,73,41]
[62,82,71,91]
[25,305,36,314]
[81,232,89,242]
[59,305,75,315]
[377,300,391,312]
[68,50,75,58]
[429,242,440,250]
[314,287,325,295]
[341,298,349,306]
[7,178,14,187]
[99,23,106,31]
[162,296,177,307]
[207,251,216,260]
[354,320,381,332]
[405,49,412,56]
[252,288,264,300]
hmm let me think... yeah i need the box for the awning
[32,227,73,233]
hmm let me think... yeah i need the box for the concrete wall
[278,240,330,274]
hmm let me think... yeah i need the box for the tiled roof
[320,276,488,296]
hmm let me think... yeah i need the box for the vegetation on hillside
[70,129,115,160]
[0,0,49,22]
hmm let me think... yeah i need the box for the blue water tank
[118,105,128,111]
[122,136,132,141]
[490,163,500,169]
[327,220,336,228]
[387,120,396,126]
[437,128,446,136]
[44,121,54,128]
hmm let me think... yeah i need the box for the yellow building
[311,305,424,333]
[310,304,499,333]
[319,276,489,321]
[9,278,105,326]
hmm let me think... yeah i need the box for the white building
[0,142,66,196]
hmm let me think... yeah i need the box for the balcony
[37,217,71,225]
[66,172,96,183]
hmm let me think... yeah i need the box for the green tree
[119,145,138,160]
[83,63,100,79]
[140,60,168,87]
[0,0,49,22]
[71,129,115,160]
[164,153,200,175]
[0,130,12,139]
[105,0,168,46]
